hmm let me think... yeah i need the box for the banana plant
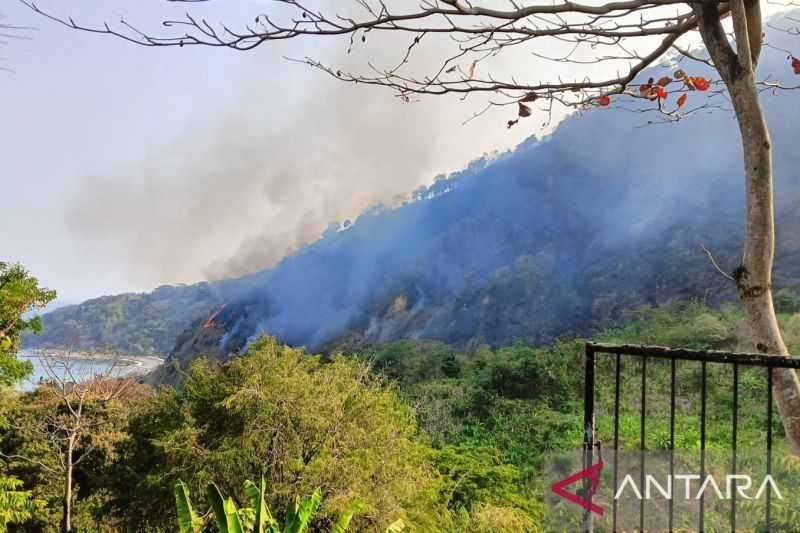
[207,483,245,533]
[243,478,279,533]
[174,480,202,533]
[174,478,365,533]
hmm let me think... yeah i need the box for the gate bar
[699,360,707,533]
[583,345,596,533]
[639,356,647,533]
[612,353,621,533]
[731,363,739,531]
[766,367,773,533]
[669,358,676,533]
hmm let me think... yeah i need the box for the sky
[1,0,548,305]
[1,0,783,306]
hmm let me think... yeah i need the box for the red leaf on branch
[655,86,668,100]
[792,57,800,75]
[520,92,539,102]
[677,93,688,108]
[691,76,710,91]
[657,76,672,87]
[598,95,611,106]
[518,102,532,117]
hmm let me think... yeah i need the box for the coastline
[19,349,165,375]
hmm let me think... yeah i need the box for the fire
[203,304,227,329]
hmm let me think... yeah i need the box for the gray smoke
[61,32,535,288]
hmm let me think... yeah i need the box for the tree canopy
[0,262,55,386]
[110,337,447,531]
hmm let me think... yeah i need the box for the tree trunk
[728,73,800,454]
[61,440,73,533]
[693,1,800,454]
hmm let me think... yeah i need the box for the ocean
[16,350,163,391]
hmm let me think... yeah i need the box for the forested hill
[24,44,800,360]
[22,283,225,354]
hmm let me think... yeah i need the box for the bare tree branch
[701,244,736,282]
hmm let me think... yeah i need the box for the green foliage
[433,444,526,512]
[1,380,152,532]
[369,340,460,385]
[774,288,800,314]
[207,483,245,533]
[8,300,795,531]
[0,475,41,532]
[175,480,201,533]
[332,500,365,533]
[779,312,800,354]
[455,502,542,533]
[244,478,278,533]
[176,478,357,533]
[470,341,583,403]
[283,487,321,533]
[0,262,56,385]
[23,282,222,355]
[598,301,739,349]
[113,337,443,532]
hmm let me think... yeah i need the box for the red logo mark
[551,462,604,515]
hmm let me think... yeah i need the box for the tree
[0,349,150,532]
[0,262,55,386]
[0,263,54,530]
[0,476,41,532]
[110,337,445,532]
[23,1,800,449]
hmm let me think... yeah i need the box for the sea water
[16,350,151,391]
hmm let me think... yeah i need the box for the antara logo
[551,463,783,514]
[550,462,605,515]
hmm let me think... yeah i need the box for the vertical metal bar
[639,356,647,533]
[613,352,621,533]
[766,367,773,533]
[731,363,738,531]
[669,357,676,533]
[699,360,707,533]
[583,345,596,533]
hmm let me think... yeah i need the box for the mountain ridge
[24,43,800,369]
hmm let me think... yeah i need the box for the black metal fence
[582,342,800,532]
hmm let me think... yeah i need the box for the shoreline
[19,349,165,374]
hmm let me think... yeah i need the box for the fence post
[583,343,596,533]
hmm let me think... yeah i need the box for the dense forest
[7,291,800,531]
[11,35,800,531]
[22,283,225,355]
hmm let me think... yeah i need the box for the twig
[701,244,735,282]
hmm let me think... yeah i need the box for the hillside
[25,47,800,365]
[162,78,800,370]
[22,283,225,354]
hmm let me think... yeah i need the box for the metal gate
[582,342,800,532]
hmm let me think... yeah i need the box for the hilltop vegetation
[23,283,225,355]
